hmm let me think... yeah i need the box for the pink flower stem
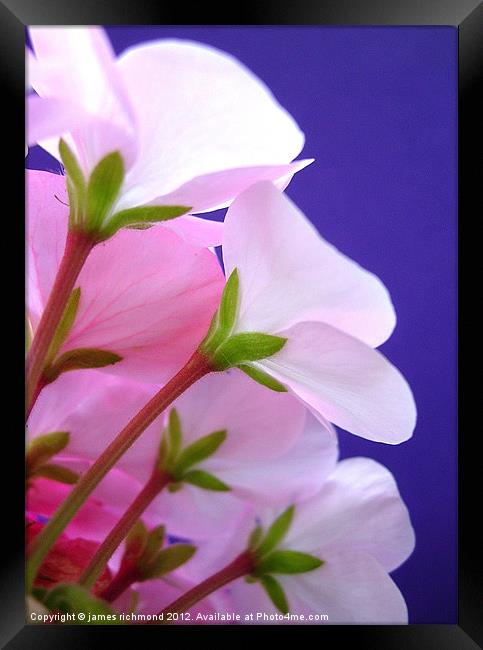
[79,468,172,591]
[26,350,213,593]
[26,228,96,414]
[158,551,255,619]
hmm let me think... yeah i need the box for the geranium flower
[27,170,224,383]
[188,457,415,624]
[27,27,311,231]
[27,367,338,538]
[27,478,227,619]
[201,181,417,444]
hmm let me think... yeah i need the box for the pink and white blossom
[27,476,228,618]
[219,181,417,444]
[190,458,415,624]
[27,366,338,538]
[27,170,224,382]
[27,27,311,222]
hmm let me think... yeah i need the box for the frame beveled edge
[4,0,479,646]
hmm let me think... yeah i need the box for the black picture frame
[3,1,479,647]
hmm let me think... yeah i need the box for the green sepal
[211,333,287,371]
[59,139,86,228]
[33,463,79,485]
[157,436,169,469]
[201,268,239,353]
[257,550,323,575]
[125,521,149,560]
[59,139,86,198]
[166,409,183,467]
[26,431,70,475]
[260,575,289,615]
[173,429,227,477]
[45,287,81,366]
[142,525,166,564]
[26,315,33,353]
[167,482,183,493]
[254,505,294,559]
[43,584,120,624]
[44,347,122,381]
[238,364,287,393]
[86,151,124,233]
[183,469,231,492]
[247,524,264,551]
[140,544,196,580]
[101,205,191,240]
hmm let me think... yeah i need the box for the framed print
[1,0,479,647]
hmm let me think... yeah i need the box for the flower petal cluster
[27,368,336,537]
[27,170,224,382]
[189,457,415,624]
[28,27,311,224]
[213,181,416,444]
[25,27,418,625]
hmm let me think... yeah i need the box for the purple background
[26,26,457,624]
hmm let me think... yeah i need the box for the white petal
[223,181,395,347]
[29,27,136,172]
[284,458,415,572]
[161,215,224,248]
[260,321,416,444]
[119,160,312,215]
[213,412,338,505]
[145,484,247,540]
[282,550,409,623]
[222,551,408,623]
[170,371,306,461]
[116,40,305,208]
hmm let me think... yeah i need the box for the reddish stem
[26,374,48,420]
[159,551,255,618]
[79,468,171,591]
[27,350,213,592]
[26,228,96,413]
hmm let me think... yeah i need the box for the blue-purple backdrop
[26,26,457,624]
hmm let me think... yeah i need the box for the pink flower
[208,181,416,444]
[27,170,224,382]
[190,457,415,624]
[27,366,337,538]
[27,27,311,223]
[27,478,227,618]
[27,467,147,543]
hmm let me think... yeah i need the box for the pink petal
[170,371,306,462]
[26,170,225,383]
[27,369,164,480]
[283,551,408,623]
[214,551,407,623]
[260,321,416,444]
[145,484,247,540]
[27,467,144,542]
[223,181,396,348]
[29,27,137,172]
[130,160,313,215]
[27,95,89,146]
[27,170,70,330]
[162,215,224,248]
[284,458,415,572]
[115,39,306,210]
[212,412,338,506]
